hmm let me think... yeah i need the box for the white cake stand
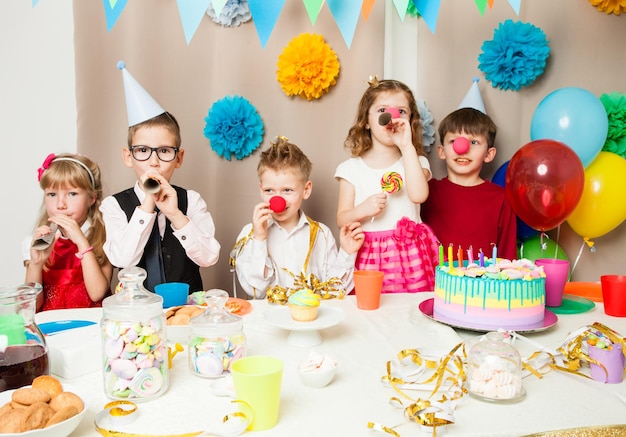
[264,306,345,347]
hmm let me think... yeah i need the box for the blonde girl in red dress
[25,153,112,311]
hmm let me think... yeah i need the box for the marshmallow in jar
[467,331,524,402]
[189,289,246,378]
[101,267,169,401]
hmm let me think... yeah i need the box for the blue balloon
[530,87,608,168]
[492,160,539,241]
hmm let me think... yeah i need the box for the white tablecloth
[35,293,626,437]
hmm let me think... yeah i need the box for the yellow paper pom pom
[276,33,340,101]
[588,0,626,14]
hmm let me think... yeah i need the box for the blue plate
[38,320,96,335]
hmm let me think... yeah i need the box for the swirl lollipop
[380,171,403,194]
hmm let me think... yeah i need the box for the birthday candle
[457,246,463,267]
[492,244,497,265]
[468,246,474,265]
[479,249,484,267]
[448,244,453,269]
[439,245,444,266]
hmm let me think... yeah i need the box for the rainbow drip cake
[433,259,546,330]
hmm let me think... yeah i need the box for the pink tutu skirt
[355,217,439,293]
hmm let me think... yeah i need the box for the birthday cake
[433,259,546,330]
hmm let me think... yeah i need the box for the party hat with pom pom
[117,60,165,127]
[458,77,486,114]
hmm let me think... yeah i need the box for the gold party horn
[143,177,161,194]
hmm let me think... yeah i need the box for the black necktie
[145,209,165,292]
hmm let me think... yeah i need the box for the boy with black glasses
[101,62,220,292]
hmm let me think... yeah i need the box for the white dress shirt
[233,212,356,299]
[100,182,220,269]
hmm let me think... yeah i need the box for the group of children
[24,66,517,311]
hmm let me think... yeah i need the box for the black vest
[113,186,203,292]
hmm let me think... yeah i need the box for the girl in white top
[335,78,439,293]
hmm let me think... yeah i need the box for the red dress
[41,238,102,311]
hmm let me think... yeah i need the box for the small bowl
[298,363,337,388]
[164,305,204,344]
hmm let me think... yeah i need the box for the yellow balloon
[566,151,626,239]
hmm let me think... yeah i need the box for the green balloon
[518,236,568,262]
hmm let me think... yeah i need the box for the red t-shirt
[421,178,517,261]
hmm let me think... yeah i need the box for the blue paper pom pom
[203,95,264,161]
[478,20,550,92]
[117,60,126,70]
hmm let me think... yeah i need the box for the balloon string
[554,225,561,259]
[570,240,586,277]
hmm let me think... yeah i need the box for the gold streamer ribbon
[94,400,250,437]
[374,324,626,436]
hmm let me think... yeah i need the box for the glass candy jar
[101,267,168,401]
[189,289,246,378]
[0,283,48,392]
[467,331,525,402]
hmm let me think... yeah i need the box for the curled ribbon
[267,270,344,305]
[94,400,250,437]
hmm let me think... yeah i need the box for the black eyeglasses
[129,146,179,162]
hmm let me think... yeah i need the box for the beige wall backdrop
[73,0,625,293]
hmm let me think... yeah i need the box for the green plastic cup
[230,355,283,431]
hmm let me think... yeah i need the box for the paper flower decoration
[417,100,435,153]
[478,20,550,91]
[276,33,340,101]
[206,0,252,27]
[600,92,626,158]
[203,95,264,161]
[588,0,626,14]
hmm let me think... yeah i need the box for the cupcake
[288,288,321,322]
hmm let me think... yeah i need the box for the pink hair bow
[37,153,56,182]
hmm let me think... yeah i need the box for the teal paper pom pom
[478,20,550,91]
[203,95,264,161]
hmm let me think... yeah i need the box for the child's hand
[50,214,89,248]
[152,179,179,217]
[339,222,365,255]
[29,224,59,265]
[388,118,413,153]
[252,202,273,241]
[362,192,388,220]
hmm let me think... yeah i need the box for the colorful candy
[102,317,168,400]
[380,171,403,194]
[189,334,246,378]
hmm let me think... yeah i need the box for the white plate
[0,383,90,436]
[264,306,345,331]
[264,306,345,347]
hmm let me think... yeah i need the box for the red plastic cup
[601,275,626,317]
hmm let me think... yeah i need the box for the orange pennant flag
[488,0,495,8]
[362,0,376,21]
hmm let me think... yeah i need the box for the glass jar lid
[191,289,241,329]
[103,267,163,318]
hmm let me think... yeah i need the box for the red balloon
[505,140,584,232]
